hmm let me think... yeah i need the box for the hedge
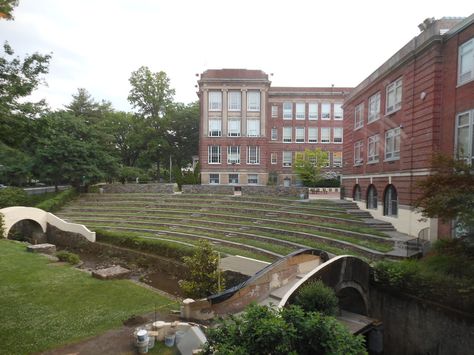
[35,188,77,212]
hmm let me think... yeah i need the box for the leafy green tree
[293,148,329,187]
[0,187,28,208]
[0,0,19,20]
[180,240,224,299]
[414,155,474,238]
[293,280,339,316]
[0,142,32,186]
[65,88,113,124]
[203,304,367,355]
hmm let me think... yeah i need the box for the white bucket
[164,333,175,347]
[136,336,149,354]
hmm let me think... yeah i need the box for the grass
[0,240,177,355]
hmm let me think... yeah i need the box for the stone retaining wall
[101,183,175,194]
[182,185,235,195]
[46,224,90,248]
[241,186,309,199]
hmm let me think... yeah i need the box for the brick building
[197,69,352,186]
[341,15,474,240]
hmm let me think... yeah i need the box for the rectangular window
[385,127,401,160]
[247,119,260,137]
[272,105,278,118]
[271,152,277,164]
[271,127,278,141]
[209,174,219,184]
[247,174,258,184]
[321,103,331,120]
[308,127,318,143]
[295,127,305,143]
[321,127,330,143]
[247,91,260,111]
[386,78,403,114]
[208,146,221,164]
[208,91,222,111]
[228,173,239,184]
[208,119,222,137]
[247,146,260,164]
[333,151,342,167]
[228,91,241,111]
[333,127,343,143]
[227,146,240,164]
[283,102,292,119]
[367,134,380,163]
[354,103,364,129]
[456,110,474,165]
[368,92,381,123]
[354,141,363,165]
[308,103,318,120]
[458,39,474,85]
[296,103,305,120]
[228,118,241,137]
[334,103,343,120]
[283,127,292,142]
[283,151,292,167]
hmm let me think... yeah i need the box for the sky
[1,0,472,112]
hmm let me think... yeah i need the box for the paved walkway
[219,255,270,276]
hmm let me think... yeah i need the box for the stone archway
[8,219,46,244]
[335,281,369,316]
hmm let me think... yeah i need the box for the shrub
[0,213,5,239]
[293,280,339,316]
[314,178,341,188]
[56,251,81,265]
[35,188,77,212]
[0,187,28,208]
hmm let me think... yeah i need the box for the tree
[293,280,339,316]
[180,240,224,299]
[65,88,113,124]
[293,148,329,187]
[414,155,474,238]
[0,0,19,20]
[203,304,367,355]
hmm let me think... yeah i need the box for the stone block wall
[181,185,235,195]
[101,183,175,194]
[46,224,90,248]
[241,186,308,199]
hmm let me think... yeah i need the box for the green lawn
[0,240,177,355]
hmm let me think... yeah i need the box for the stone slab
[26,243,56,255]
[92,265,131,280]
[176,326,206,355]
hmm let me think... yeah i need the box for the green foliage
[0,0,19,20]
[35,188,77,212]
[56,250,81,265]
[118,166,151,184]
[0,142,32,186]
[293,148,330,187]
[0,212,5,239]
[180,240,224,299]
[313,178,340,188]
[65,88,112,123]
[175,164,200,189]
[293,280,339,316]
[203,304,367,355]
[0,187,28,208]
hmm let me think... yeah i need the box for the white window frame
[308,103,318,120]
[271,127,277,141]
[208,119,222,137]
[209,173,220,184]
[295,127,305,143]
[271,105,278,118]
[228,91,241,111]
[321,103,331,120]
[247,91,261,111]
[354,140,364,165]
[308,127,318,143]
[283,102,292,120]
[228,173,239,184]
[455,110,474,165]
[333,127,343,143]
[367,134,380,163]
[247,119,260,137]
[385,127,401,161]
[386,78,403,114]
[227,118,241,137]
[354,103,364,130]
[295,103,305,120]
[208,91,222,111]
[247,174,258,184]
[333,151,343,167]
[458,39,474,86]
[208,146,221,164]
[334,103,343,120]
[368,92,381,123]
[283,127,292,143]
[227,146,241,164]
[282,151,292,167]
[247,146,260,164]
[271,152,277,165]
[321,127,330,143]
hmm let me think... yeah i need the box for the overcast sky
[1,0,472,112]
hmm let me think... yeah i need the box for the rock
[92,265,131,280]
[26,243,56,255]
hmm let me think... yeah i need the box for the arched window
[366,184,378,209]
[353,184,361,201]
[383,184,398,217]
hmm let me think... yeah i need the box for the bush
[314,178,340,188]
[293,280,339,316]
[0,213,5,239]
[56,251,81,265]
[0,187,28,208]
[35,188,77,212]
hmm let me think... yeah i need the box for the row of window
[456,109,474,165]
[209,173,259,185]
[209,118,261,137]
[276,127,343,143]
[353,184,398,217]
[353,127,401,165]
[354,78,402,130]
[208,91,261,112]
[272,102,343,120]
